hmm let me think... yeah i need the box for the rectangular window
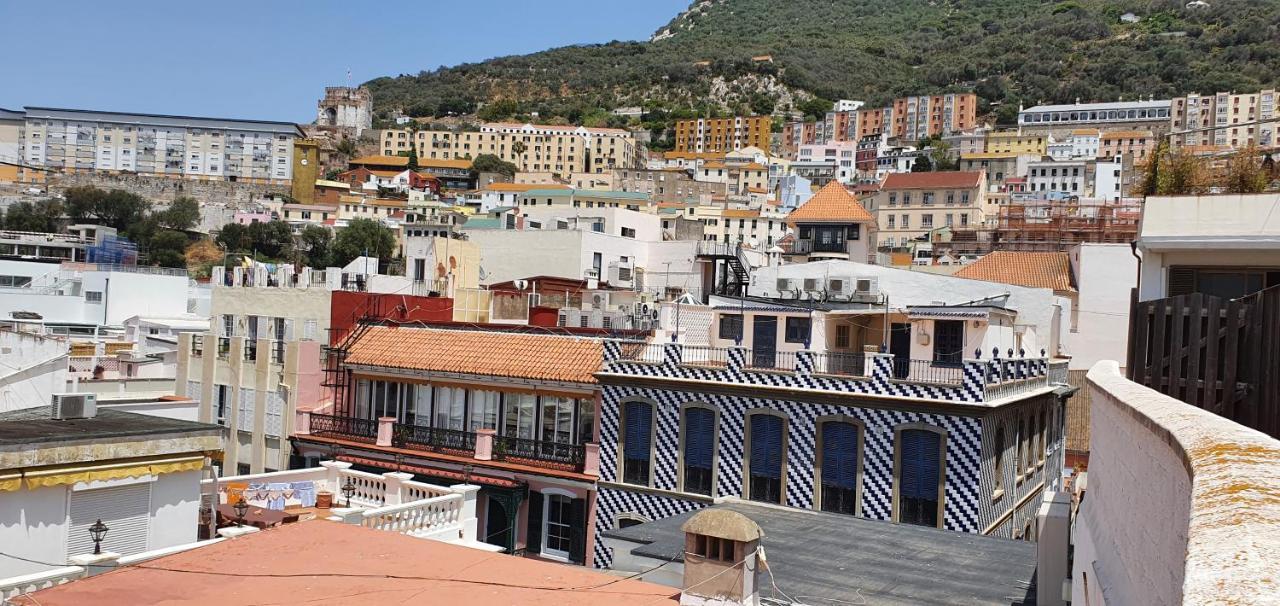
[898,429,942,528]
[820,422,859,515]
[433,386,466,431]
[835,325,850,348]
[623,401,653,485]
[469,390,500,432]
[933,320,964,366]
[784,317,811,344]
[683,408,715,495]
[718,314,743,341]
[749,414,784,504]
[540,396,574,444]
[85,291,103,303]
[503,394,536,439]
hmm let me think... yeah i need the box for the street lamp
[233,496,250,528]
[341,476,357,507]
[88,519,109,555]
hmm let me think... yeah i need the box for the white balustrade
[0,567,84,601]
[402,480,453,503]
[361,494,463,539]
[338,468,388,507]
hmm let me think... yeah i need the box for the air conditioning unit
[52,393,97,420]
[803,278,820,292]
[590,292,610,310]
[828,277,852,294]
[633,302,652,318]
[776,278,792,292]
[608,261,635,287]
[852,277,880,301]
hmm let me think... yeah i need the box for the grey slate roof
[0,406,220,447]
[603,500,1037,605]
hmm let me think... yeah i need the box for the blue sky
[0,0,690,122]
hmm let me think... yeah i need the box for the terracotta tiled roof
[721,209,759,219]
[881,171,984,190]
[351,155,409,167]
[1100,130,1153,140]
[346,326,603,384]
[954,251,1076,292]
[420,158,473,170]
[485,182,568,192]
[786,181,874,224]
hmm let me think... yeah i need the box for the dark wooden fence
[1127,287,1280,439]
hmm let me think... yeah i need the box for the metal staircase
[695,241,751,299]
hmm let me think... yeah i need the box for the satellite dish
[478,266,488,280]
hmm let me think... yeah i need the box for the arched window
[818,420,861,515]
[681,406,716,496]
[896,427,945,528]
[747,412,786,504]
[993,426,1006,496]
[621,401,654,486]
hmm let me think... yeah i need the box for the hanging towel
[290,481,317,507]
[266,482,291,510]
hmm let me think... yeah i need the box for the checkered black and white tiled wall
[594,383,984,568]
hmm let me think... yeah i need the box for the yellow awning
[19,455,205,490]
[0,473,20,493]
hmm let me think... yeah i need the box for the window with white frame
[434,386,466,430]
[503,393,537,439]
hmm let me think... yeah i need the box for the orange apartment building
[674,116,772,153]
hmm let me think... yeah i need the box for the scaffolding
[85,235,139,265]
[941,200,1142,256]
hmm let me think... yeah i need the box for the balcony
[604,342,1062,405]
[1072,361,1280,604]
[304,413,593,474]
[202,461,480,544]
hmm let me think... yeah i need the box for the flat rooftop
[15,521,678,606]
[603,500,1037,605]
[0,406,219,447]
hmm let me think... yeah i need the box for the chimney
[679,509,764,606]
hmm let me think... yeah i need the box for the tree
[334,138,358,158]
[1156,149,1211,195]
[2,199,63,232]
[397,150,419,170]
[158,197,200,231]
[215,223,252,253]
[911,155,934,172]
[149,230,190,268]
[797,97,833,121]
[185,238,224,268]
[299,225,334,269]
[512,141,527,170]
[332,218,396,267]
[471,153,518,177]
[246,220,295,260]
[1220,145,1269,194]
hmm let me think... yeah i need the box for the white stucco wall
[0,330,68,412]
[1064,244,1137,370]
[1138,249,1280,301]
[0,470,202,578]
[750,261,1063,356]
[466,229,664,286]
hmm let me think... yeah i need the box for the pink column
[474,428,495,461]
[583,443,601,476]
[376,417,395,447]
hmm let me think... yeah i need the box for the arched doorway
[485,496,510,551]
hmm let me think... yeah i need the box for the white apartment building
[17,107,303,185]
[798,142,859,183]
[1018,99,1172,134]
[693,207,790,249]
[1026,160,1088,197]
[1094,157,1125,202]
[0,260,191,337]
[1047,130,1100,160]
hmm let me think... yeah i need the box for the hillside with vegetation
[365,0,1280,138]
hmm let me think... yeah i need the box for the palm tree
[512,141,527,171]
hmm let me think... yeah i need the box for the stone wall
[43,172,289,233]
[1075,361,1280,605]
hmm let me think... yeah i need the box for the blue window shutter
[684,408,714,468]
[624,402,652,461]
[900,430,941,499]
[750,415,783,479]
[822,422,858,489]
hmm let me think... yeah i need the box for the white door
[67,482,152,559]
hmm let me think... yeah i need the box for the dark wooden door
[753,315,777,368]
[890,322,911,379]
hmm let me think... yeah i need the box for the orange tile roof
[351,155,409,167]
[721,209,759,219]
[346,326,603,384]
[486,182,568,192]
[881,171,984,190]
[954,251,1076,292]
[786,181,875,224]
[1100,130,1154,140]
[420,158,473,170]
[14,521,676,606]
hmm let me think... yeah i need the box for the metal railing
[681,344,731,367]
[310,413,379,443]
[613,342,667,363]
[492,435,586,470]
[891,359,964,385]
[746,349,799,372]
[243,341,257,362]
[270,340,285,364]
[811,351,868,377]
[216,337,231,360]
[395,424,476,453]
[191,335,204,357]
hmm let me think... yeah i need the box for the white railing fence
[361,494,464,539]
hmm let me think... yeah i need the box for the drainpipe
[1129,240,1142,298]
